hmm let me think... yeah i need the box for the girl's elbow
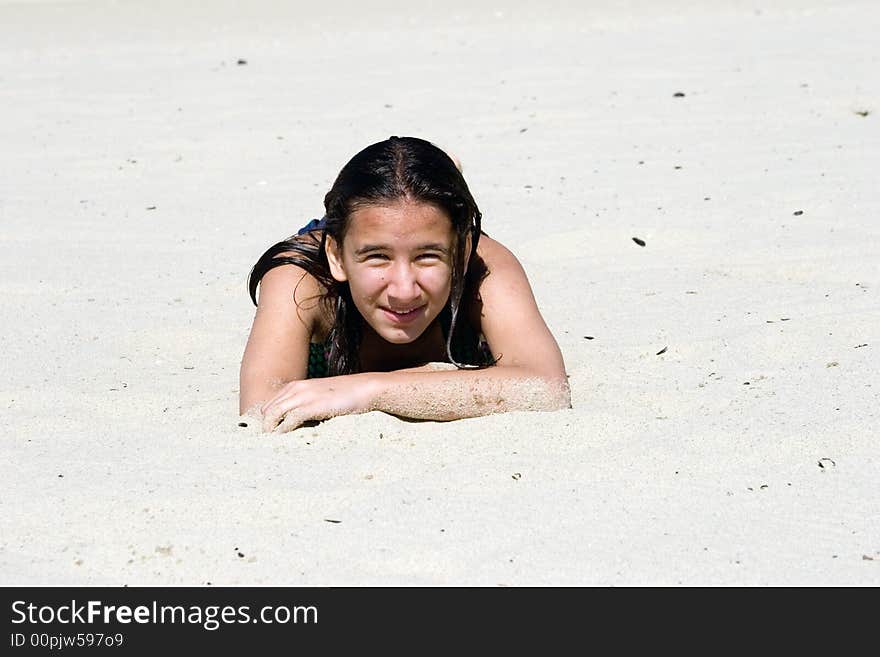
[541,375,572,410]
[506,369,570,412]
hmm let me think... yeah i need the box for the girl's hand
[260,374,381,433]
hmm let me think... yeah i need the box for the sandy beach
[1,0,878,585]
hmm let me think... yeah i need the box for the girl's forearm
[367,367,571,421]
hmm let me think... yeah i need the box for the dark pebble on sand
[237,552,244,558]
[793,210,803,216]
[673,92,686,97]
[583,336,594,340]
[237,59,247,65]
[324,519,341,524]
[855,110,869,117]
[146,206,157,210]
[632,237,646,247]
[656,346,667,355]
[519,128,528,133]
[238,422,248,428]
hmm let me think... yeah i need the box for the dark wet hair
[248,136,486,375]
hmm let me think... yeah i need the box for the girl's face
[326,198,458,345]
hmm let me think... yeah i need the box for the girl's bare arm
[239,262,323,415]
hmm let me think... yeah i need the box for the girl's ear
[325,236,348,282]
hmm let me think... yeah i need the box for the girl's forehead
[347,200,453,241]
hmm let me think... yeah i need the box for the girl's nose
[386,263,420,302]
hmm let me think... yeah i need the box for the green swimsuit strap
[307,342,330,379]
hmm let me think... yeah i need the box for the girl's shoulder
[469,233,526,305]
[461,234,521,332]
[474,234,520,271]
[256,237,333,340]
[468,233,540,327]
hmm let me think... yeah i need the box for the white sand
[2,0,878,585]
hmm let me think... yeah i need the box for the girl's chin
[373,326,423,345]
[365,316,430,345]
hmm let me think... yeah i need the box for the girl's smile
[381,305,426,324]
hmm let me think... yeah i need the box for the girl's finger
[261,411,280,434]
[262,397,298,433]
[274,409,305,433]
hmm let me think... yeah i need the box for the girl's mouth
[381,305,425,324]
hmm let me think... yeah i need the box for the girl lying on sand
[240,136,570,432]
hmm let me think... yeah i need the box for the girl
[240,136,570,432]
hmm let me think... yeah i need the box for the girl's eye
[365,253,389,261]
[417,253,442,261]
